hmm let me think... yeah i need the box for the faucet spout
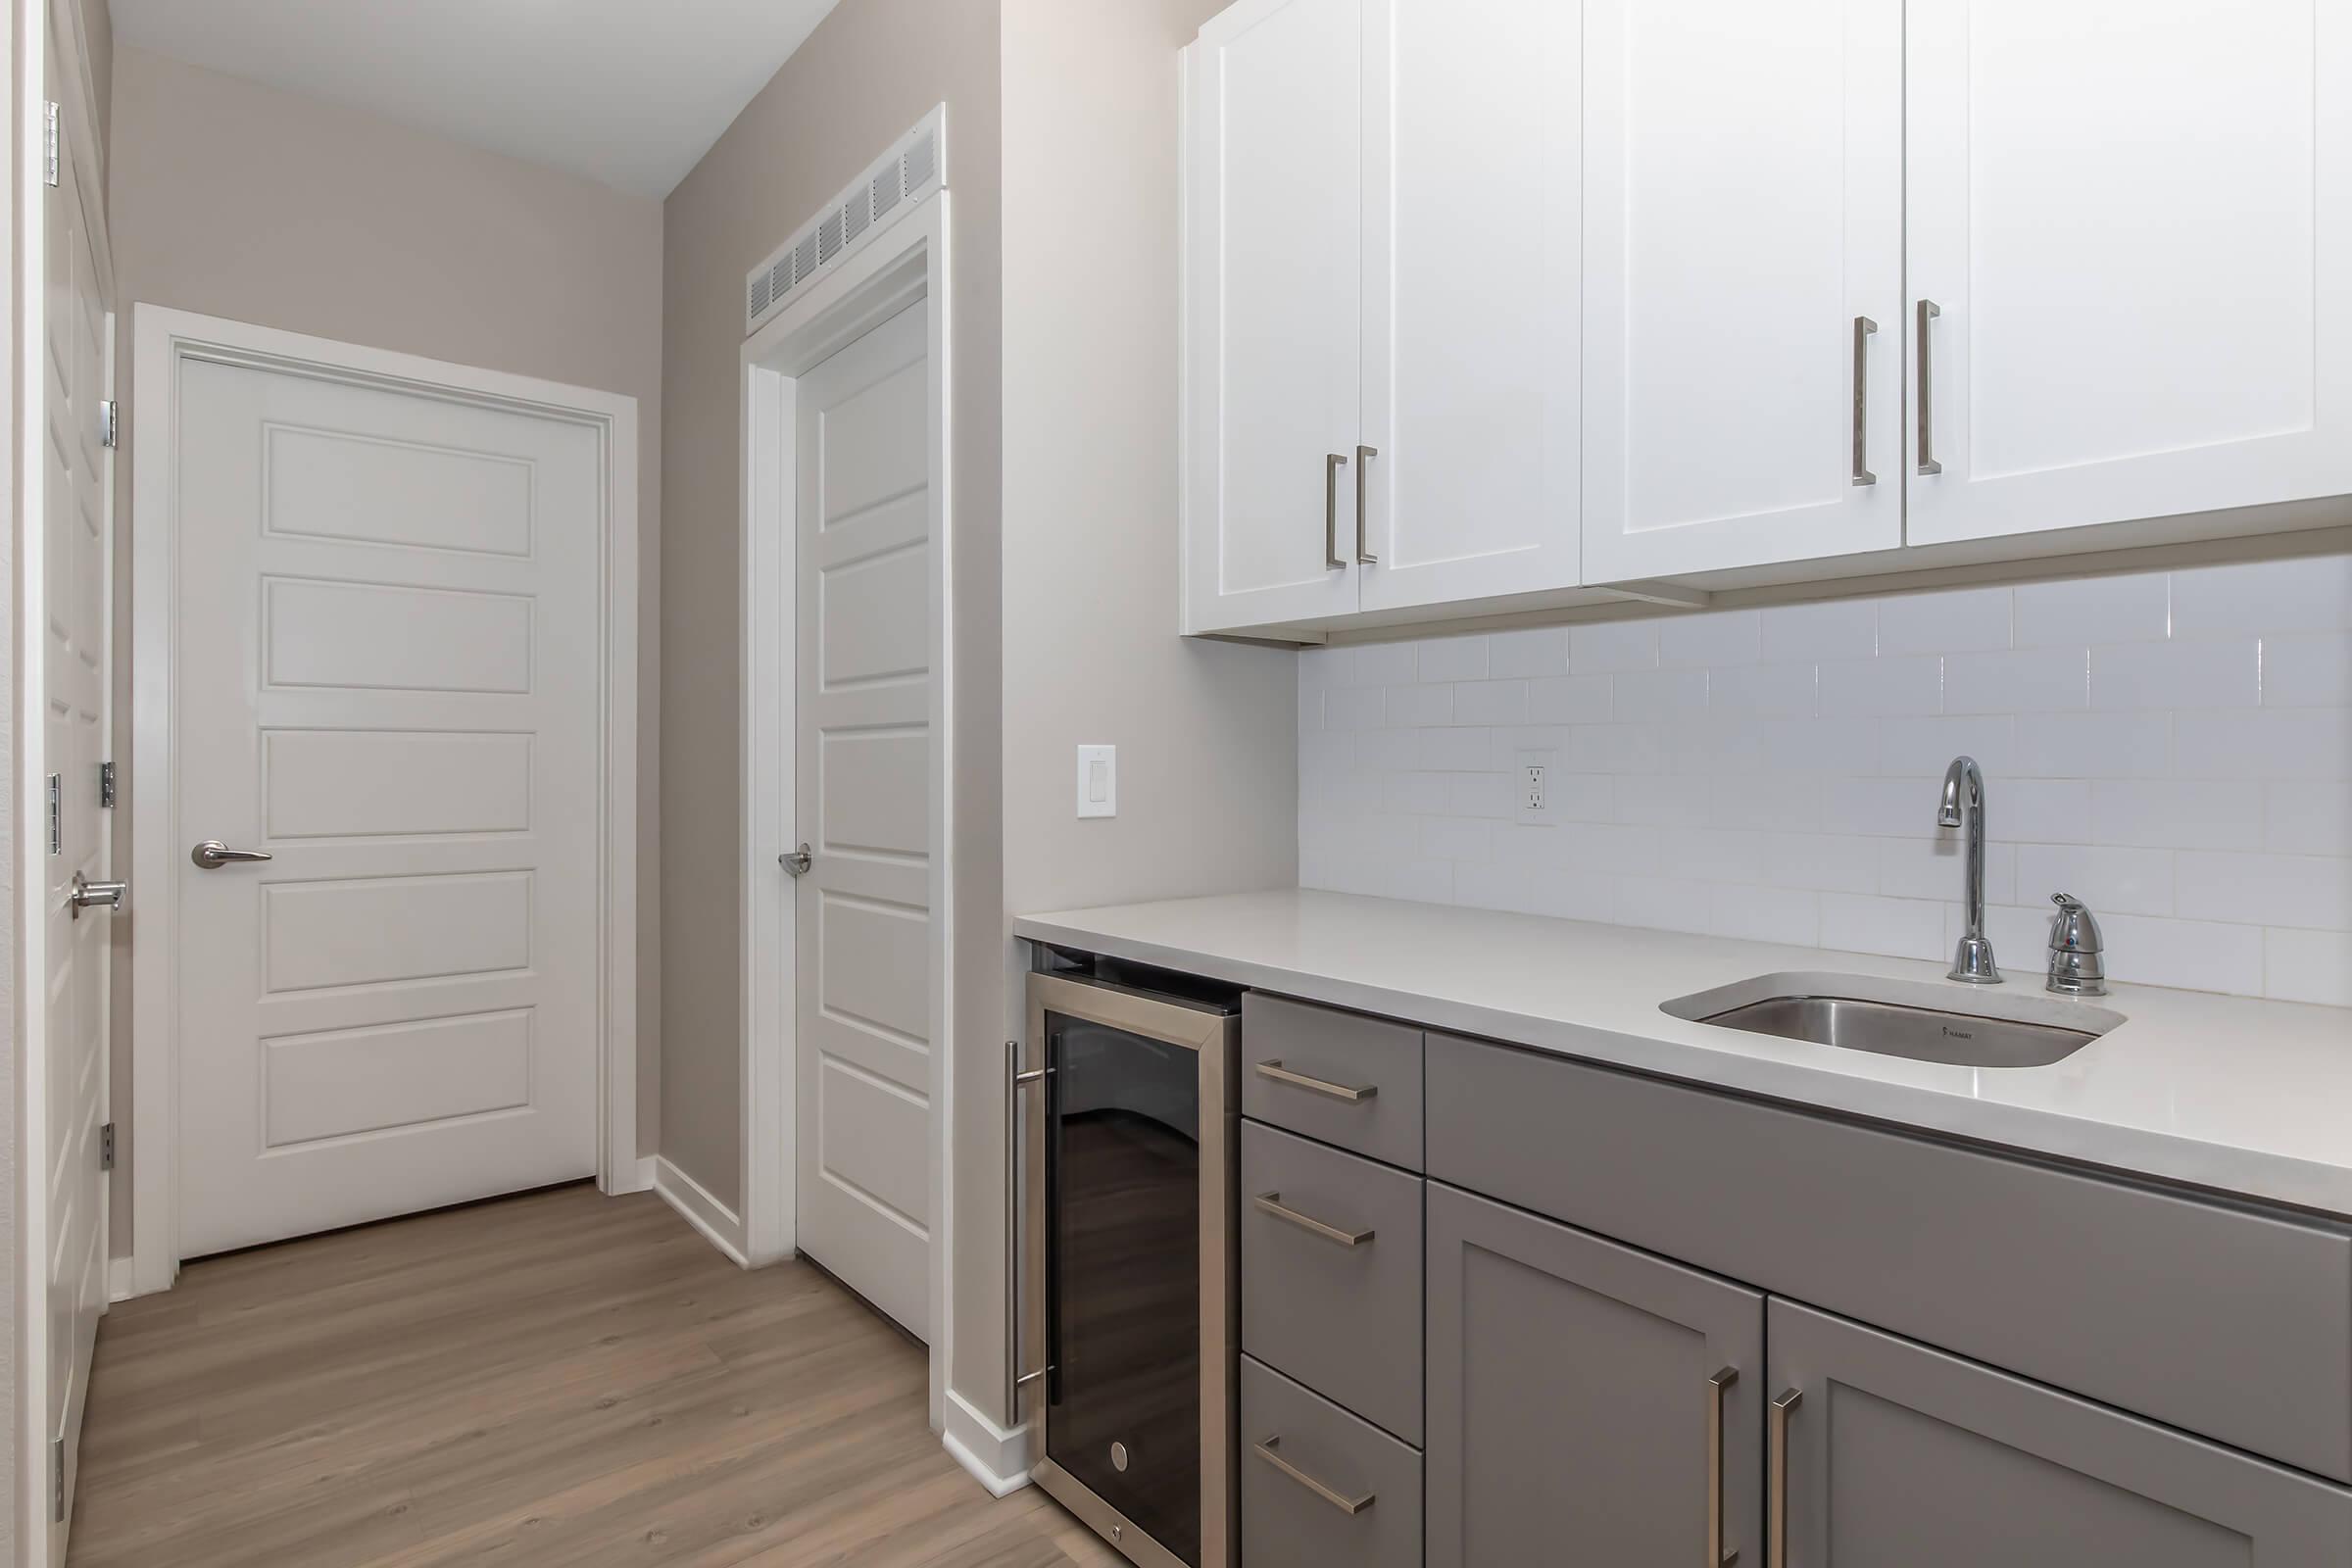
[1937,757,2000,984]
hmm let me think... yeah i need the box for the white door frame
[740,193,954,1423]
[125,306,642,1298]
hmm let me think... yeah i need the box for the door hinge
[48,774,62,856]
[100,400,118,450]
[98,761,116,808]
[43,102,60,187]
[50,1437,64,1522]
[99,1122,115,1171]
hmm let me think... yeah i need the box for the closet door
[1182,0,1365,633]
[1580,0,1903,582]
[1355,0,1581,612]
[1906,0,2352,546]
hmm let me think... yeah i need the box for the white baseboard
[943,1389,1033,1497]
[653,1156,750,1267]
[631,1154,658,1193]
[107,1256,136,1303]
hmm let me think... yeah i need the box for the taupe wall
[106,46,666,1251]
[658,0,1004,1215]
[982,0,1298,1422]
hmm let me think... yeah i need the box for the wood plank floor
[70,1184,1121,1568]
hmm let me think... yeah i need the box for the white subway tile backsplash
[1759,599,1877,662]
[1944,647,2089,714]
[2091,638,2261,711]
[1659,610,1761,669]
[1878,586,2014,655]
[1302,556,2351,1004]
[2014,570,2170,648]
[2263,632,2352,709]
[2266,928,2352,1006]
[1528,673,1612,724]
[1570,619,1661,674]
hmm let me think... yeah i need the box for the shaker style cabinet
[1182,0,2351,638]
[1768,1300,2352,1566]
[1578,0,1904,582]
[1905,0,2352,546]
[1182,0,1583,634]
[1424,1186,1766,1568]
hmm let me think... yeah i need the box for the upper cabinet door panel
[1184,0,1365,633]
[1581,0,1904,582]
[1355,0,1581,612]
[1907,0,2352,545]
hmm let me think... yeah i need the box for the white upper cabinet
[1355,0,1582,612]
[1579,0,1905,583]
[1905,0,2352,546]
[1183,0,1365,634]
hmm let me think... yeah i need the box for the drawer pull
[1254,1058,1377,1103]
[1254,1192,1374,1248]
[1708,1366,1740,1567]
[1770,1388,1802,1568]
[1252,1437,1374,1516]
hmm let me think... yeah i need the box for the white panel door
[794,302,934,1340]
[1906,0,2352,545]
[1357,0,1582,612]
[1581,0,1904,582]
[1183,0,1365,632]
[39,26,113,1544]
[173,357,604,1258]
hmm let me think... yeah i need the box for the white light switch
[1076,745,1116,818]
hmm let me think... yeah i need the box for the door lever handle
[780,843,813,876]
[190,840,272,870]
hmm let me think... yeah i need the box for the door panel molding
[127,306,641,1296]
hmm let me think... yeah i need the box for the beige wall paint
[658,0,1004,1220]
[982,0,1298,1422]
[105,46,666,1251]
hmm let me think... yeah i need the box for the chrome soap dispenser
[2045,893,2107,997]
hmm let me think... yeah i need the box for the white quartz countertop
[1013,890,2352,1220]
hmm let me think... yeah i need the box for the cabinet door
[1580,0,1903,582]
[1770,1299,2352,1566]
[1426,1184,1765,1568]
[1182,0,1364,633]
[1907,0,2352,546]
[1354,0,1581,612]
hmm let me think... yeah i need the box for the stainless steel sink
[1661,971,2125,1069]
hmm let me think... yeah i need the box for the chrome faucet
[1936,757,2001,984]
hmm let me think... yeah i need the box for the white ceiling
[110,0,843,197]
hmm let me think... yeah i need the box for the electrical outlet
[1513,750,1558,826]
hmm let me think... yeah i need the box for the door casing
[740,193,955,1431]
[126,306,642,1298]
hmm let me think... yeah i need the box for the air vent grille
[744,105,949,337]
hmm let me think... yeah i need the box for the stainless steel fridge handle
[1006,1044,1049,1420]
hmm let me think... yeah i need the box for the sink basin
[1661,972,2125,1069]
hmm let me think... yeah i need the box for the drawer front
[1427,1030,2352,1484]
[1242,1355,1423,1568]
[1243,993,1424,1169]
[1241,1120,1424,1445]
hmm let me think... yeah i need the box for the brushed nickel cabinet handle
[1770,1388,1802,1568]
[1253,1192,1373,1248]
[1850,317,1878,487]
[1915,299,1942,475]
[1353,444,1378,564]
[1324,453,1348,570]
[1251,1437,1373,1516]
[1253,1058,1377,1103]
[1709,1366,1740,1566]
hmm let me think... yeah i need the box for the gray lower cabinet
[1240,1355,1422,1568]
[1425,1183,1765,1568]
[1770,1298,2352,1565]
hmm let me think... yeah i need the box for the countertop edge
[1013,911,2352,1223]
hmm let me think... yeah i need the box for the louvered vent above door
[744,106,948,338]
